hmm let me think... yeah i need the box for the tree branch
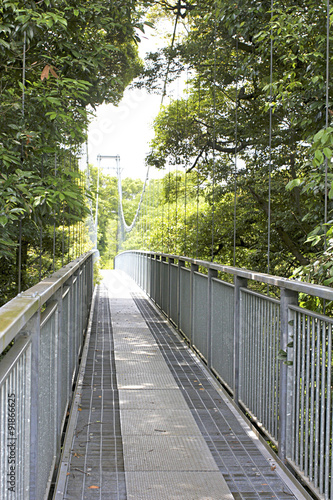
[207,138,248,154]
[186,145,206,172]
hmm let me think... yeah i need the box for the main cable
[117,163,150,233]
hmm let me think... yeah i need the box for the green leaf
[323,276,333,285]
[315,149,324,164]
[0,215,8,226]
[277,349,287,360]
[324,147,332,159]
[286,178,301,190]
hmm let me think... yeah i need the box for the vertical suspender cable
[184,65,190,256]
[233,37,239,268]
[141,203,144,249]
[211,2,217,262]
[147,180,149,250]
[323,0,330,315]
[39,223,43,281]
[196,73,201,259]
[75,159,78,258]
[161,182,164,250]
[18,32,26,293]
[68,209,71,263]
[168,163,171,253]
[62,209,65,267]
[175,82,179,251]
[18,220,22,293]
[53,154,57,272]
[184,162,187,255]
[267,0,274,277]
[39,154,44,280]
[22,32,26,118]
[62,154,65,267]
[325,0,331,453]
[79,172,82,255]
[161,2,180,106]
[325,0,330,252]
[68,149,72,262]
[95,155,101,249]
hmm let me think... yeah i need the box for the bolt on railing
[0,251,95,500]
[115,250,333,500]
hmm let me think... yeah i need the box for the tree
[0,0,153,303]
[134,0,333,277]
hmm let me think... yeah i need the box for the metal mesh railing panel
[193,272,208,361]
[179,267,191,341]
[289,307,333,499]
[239,288,280,442]
[211,279,234,392]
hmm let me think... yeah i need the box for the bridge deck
[55,270,305,500]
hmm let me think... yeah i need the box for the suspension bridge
[1,245,333,500]
[1,0,333,499]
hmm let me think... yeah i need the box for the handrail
[115,250,332,500]
[0,250,96,500]
[116,249,333,300]
[0,250,95,354]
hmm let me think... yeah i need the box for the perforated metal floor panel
[59,284,127,500]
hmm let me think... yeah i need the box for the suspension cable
[211,1,217,262]
[95,1,183,246]
[116,163,150,233]
[18,32,27,293]
[324,0,330,252]
[168,163,171,252]
[267,0,273,276]
[53,153,57,272]
[161,1,181,106]
[196,72,201,259]
[233,36,239,268]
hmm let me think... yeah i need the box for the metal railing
[0,251,95,500]
[115,250,333,500]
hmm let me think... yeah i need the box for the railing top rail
[116,250,333,302]
[0,250,96,354]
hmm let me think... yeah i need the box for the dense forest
[1,0,333,307]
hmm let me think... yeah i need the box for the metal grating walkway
[55,270,307,500]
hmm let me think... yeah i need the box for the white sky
[83,25,172,180]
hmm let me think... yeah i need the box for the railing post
[89,254,94,306]
[55,288,63,457]
[207,268,218,370]
[155,255,160,307]
[177,259,185,329]
[66,275,75,390]
[151,253,155,302]
[28,310,41,500]
[279,287,298,462]
[145,253,150,294]
[151,253,156,302]
[234,275,247,405]
[161,256,167,313]
[168,257,174,319]
[142,253,148,293]
[190,262,199,345]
